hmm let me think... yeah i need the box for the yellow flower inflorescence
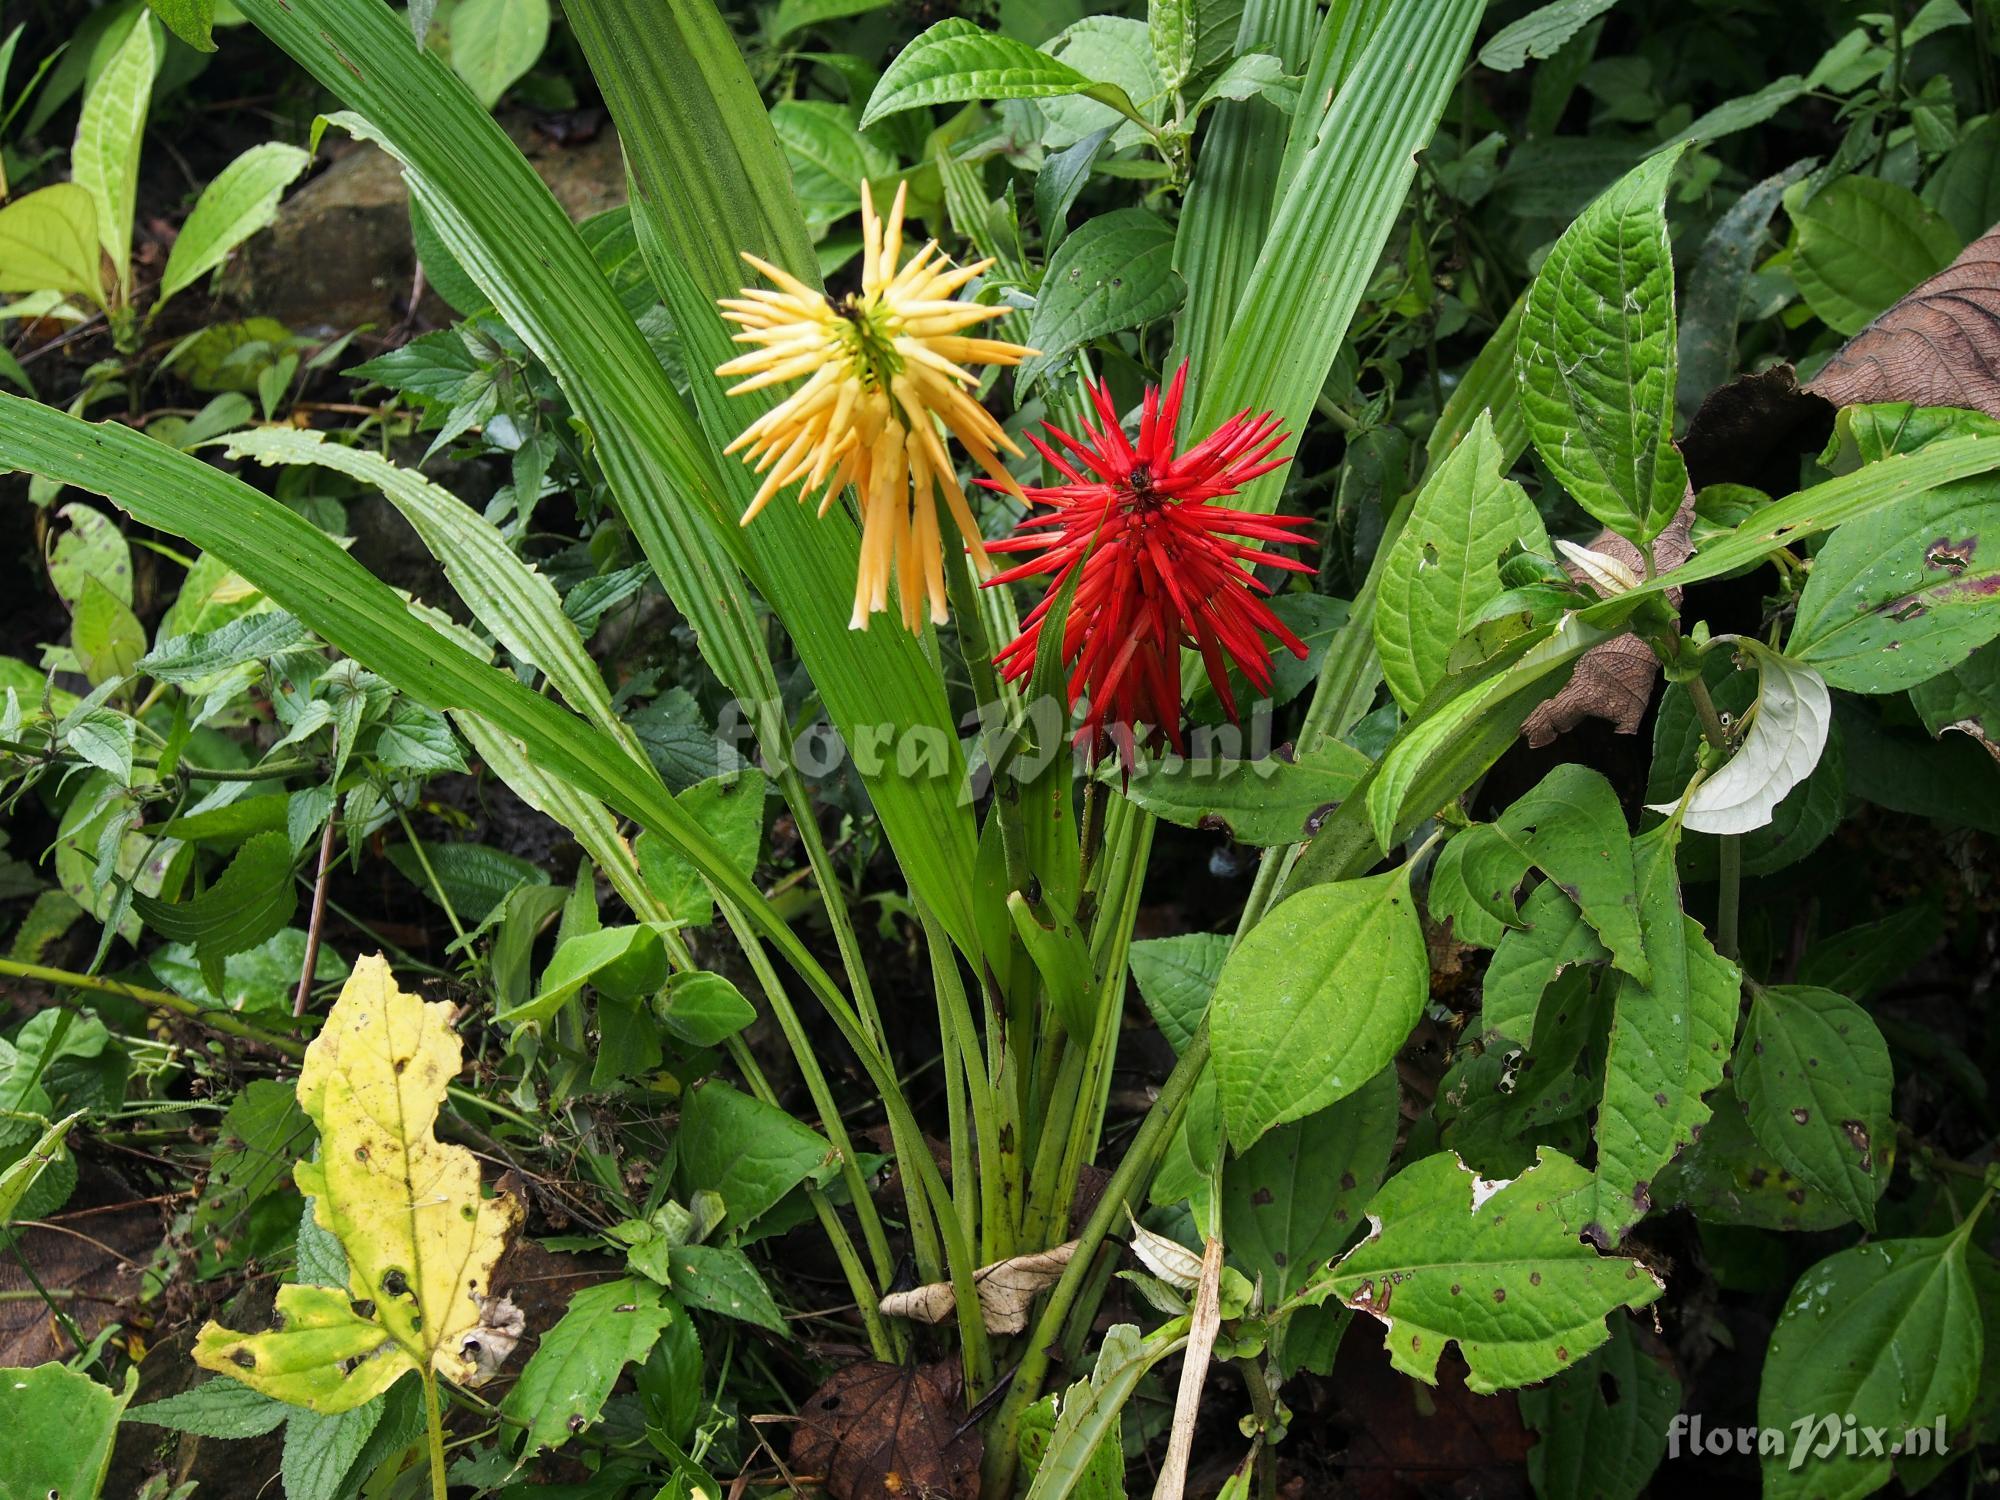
[716,180,1036,631]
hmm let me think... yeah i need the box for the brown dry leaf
[877,1240,1076,1335]
[1808,225,2000,418]
[788,1359,982,1499]
[1522,498,1694,748]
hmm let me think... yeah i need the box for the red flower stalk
[984,365,1314,765]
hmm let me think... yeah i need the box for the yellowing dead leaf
[194,955,522,1412]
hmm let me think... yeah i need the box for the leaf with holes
[1316,1149,1663,1394]
[1787,479,2000,693]
[194,956,522,1412]
[1736,986,1893,1231]
[1222,1067,1398,1301]
[1519,1314,1681,1500]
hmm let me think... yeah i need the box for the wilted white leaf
[1649,646,1831,835]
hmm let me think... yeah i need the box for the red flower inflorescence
[984,365,1314,766]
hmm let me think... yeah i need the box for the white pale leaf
[1650,651,1831,835]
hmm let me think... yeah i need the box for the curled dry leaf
[1523,498,1695,748]
[1808,226,2000,419]
[788,1359,982,1500]
[878,1239,1077,1335]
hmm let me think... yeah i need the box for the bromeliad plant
[8,0,2000,1498]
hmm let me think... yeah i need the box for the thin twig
[294,811,340,1018]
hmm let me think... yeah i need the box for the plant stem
[1717,833,1742,962]
[778,761,888,1052]
[294,810,339,1018]
[1239,1359,1280,1500]
[983,1024,1211,1497]
[393,801,469,951]
[0,957,307,1057]
[421,1370,449,1500]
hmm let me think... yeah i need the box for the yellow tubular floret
[715,177,1039,630]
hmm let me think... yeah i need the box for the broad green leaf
[1737,985,1893,1231]
[1116,740,1369,847]
[1190,53,1295,118]
[72,10,158,302]
[1659,1081,1889,1233]
[662,1242,787,1332]
[1128,932,1227,1054]
[0,1363,132,1500]
[1677,162,1812,414]
[158,142,312,306]
[71,572,145,685]
[1519,1314,1680,1500]
[450,0,550,108]
[677,1081,830,1232]
[1788,479,2000,692]
[385,839,547,925]
[0,1110,82,1226]
[1376,412,1549,711]
[1659,75,1806,151]
[1649,646,1831,835]
[1222,1067,1396,1300]
[1009,884,1095,1040]
[502,923,668,1028]
[128,1379,291,1438]
[192,1079,313,1269]
[146,0,218,50]
[859,17,1149,132]
[769,100,896,235]
[769,0,889,43]
[1792,175,1962,337]
[281,1379,425,1500]
[0,184,105,304]
[501,1278,679,1454]
[658,970,756,1046]
[1446,766,1648,983]
[1037,17,1168,151]
[1584,823,1738,1242]
[635,769,766,927]
[141,610,308,682]
[1019,207,1183,393]
[1481,881,1610,1048]
[1517,145,1690,545]
[195,957,523,1411]
[1212,865,1427,1149]
[1759,1232,1983,1500]
[131,830,297,993]
[47,502,132,607]
[151,927,348,1012]
[1477,0,1620,71]
[1317,1149,1663,1393]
